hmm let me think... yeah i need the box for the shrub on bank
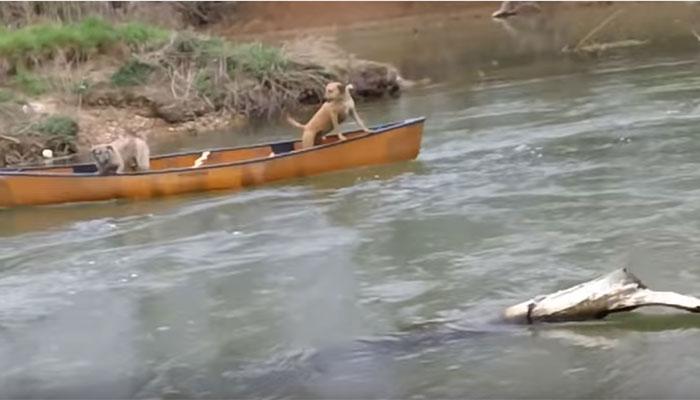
[0,17,168,70]
[110,60,154,87]
[0,109,78,167]
[0,89,15,103]
[114,32,332,118]
[10,71,49,96]
[1,17,399,127]
[0,18,334,118]
[34,115,79,137]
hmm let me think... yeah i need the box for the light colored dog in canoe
[91,135,150,175]
[285,81,372,150]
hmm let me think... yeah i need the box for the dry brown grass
[0,2,213,30]
[130,33,340,119]
[0,102,77,167]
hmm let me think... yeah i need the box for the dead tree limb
[503,268,700,324]
[0,134,20,143]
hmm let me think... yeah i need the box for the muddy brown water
[4,8,700,399]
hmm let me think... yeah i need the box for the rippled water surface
[3,41,700,398]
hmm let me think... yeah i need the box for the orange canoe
[0,117,424,208]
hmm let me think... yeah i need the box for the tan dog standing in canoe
[91,136,150,175]
[286,82,372,150]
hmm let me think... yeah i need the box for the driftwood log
[503,268,700,324]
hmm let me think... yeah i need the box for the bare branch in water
[691,29,700,42]
[503,268,700,324]
[574,8,623,51]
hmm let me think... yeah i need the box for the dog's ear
[337,83,346,93]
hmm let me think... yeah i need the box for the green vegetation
[11,71,49,96]
[0,8,375,167]
[194,70,219,100]
[34,115,79,137]
[0,18,342,121]
[171,35,225,62]
[165,34,290,78]
[0,89,15,103]
[0,17,168,69]
[229,42,289,79]
[111,60,154,87]
[142,33,330,117]
[118,22,169,48]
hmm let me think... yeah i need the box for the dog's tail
[285,113,305,129]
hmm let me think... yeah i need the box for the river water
[4,16,700,399]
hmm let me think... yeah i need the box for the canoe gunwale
[0,117,426,178]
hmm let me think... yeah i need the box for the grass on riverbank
[134,33,332,117]
[0,18,350,165]
[0,18,339,119]
[0,17,168,70]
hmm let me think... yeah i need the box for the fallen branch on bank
[503,268,700,324]
[0,134,20,143]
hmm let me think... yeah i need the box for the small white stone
[42,149,53,158]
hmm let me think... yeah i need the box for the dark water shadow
[545,312,700,334]
[6,308,699,399]
[0,198,191,238]
[132,310,700,399]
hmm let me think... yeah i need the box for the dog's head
[91,144,115,165]
[324,82,347,101]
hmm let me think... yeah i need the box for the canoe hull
[0,118,424,207]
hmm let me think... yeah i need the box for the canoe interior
[4,118,422,176]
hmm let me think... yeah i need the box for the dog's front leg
[114,157,126,174]
[351,108,372,133]
[331,111,347,141]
